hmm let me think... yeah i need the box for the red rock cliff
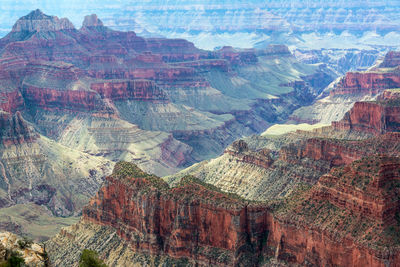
[225,140,274,169]
[90,80,168,101]
[332,100,400,134]
[81,158,400,267]
[0,111,38,147]
[331,71,400,96]
[82,162,270,266]
[280,133,400,170]
[269,157,400,267]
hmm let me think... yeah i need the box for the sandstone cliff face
[330,71,400,96]
[90,80,168,101]
[279,133,400,170]
[270,157,400,267]
[0,111,38,147]
[49,158,400,267]
[81,162,270,266]
[332,100,400,134]
[22,86,110,113]
[313,157,400,223]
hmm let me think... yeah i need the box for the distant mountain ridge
[1,1,400,50]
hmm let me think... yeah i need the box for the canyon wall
[82,162,270,266]
[49,159,400,266]
[269,156,400,267]
[332,100,400,134]
[330,71,400,96]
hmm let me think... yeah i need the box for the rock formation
[10,9,75,33]
[270,156,400,266]
[0,231,47,266]
[49,162,271,266]
[380,51,400,68]
[330,71,400,96]
[0,10,332,168]
[0,111,38,147]
[48,157,400,266]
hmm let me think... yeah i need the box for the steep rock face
[81,162,270,266]
[332,100,400,134]
[331,71,400,96]
[225,140,274,169]
[90,80,168,101]
[280,133,400,169]
[279,138,360,167]
[270,157,400,267]
[0,91,24,113]
[20,61,114,114]
[314,157,400,223]
[48,157,400,267]
[0,111,37,147]
[380,51,400,68]
[22,86,111,113]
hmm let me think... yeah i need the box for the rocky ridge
[48,162,271,266]
[48,154,400,266]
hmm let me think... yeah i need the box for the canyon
[0,6,399,267]
[290,51,400,125]
[47,154,400,266]
[0,10,336,240]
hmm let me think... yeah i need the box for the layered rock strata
[80,162,270,266]
[49,159,400,266]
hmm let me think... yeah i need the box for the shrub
[17,237,33,249]
[1,251,25,267]
[79,249,107,267]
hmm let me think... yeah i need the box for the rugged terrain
[290,51,400,125]
[47,153,400,266]
[1,7,399,267]
[0,10,335,239]
[47,83,400,266]
[168,86,400,200]
[0,231,47,266]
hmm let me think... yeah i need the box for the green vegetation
[17,237,33,249]
[112,161,169,191]
[177,175,247,202]
[271,183,312,213]
[79,249,108,267]
[0,251,25,267]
